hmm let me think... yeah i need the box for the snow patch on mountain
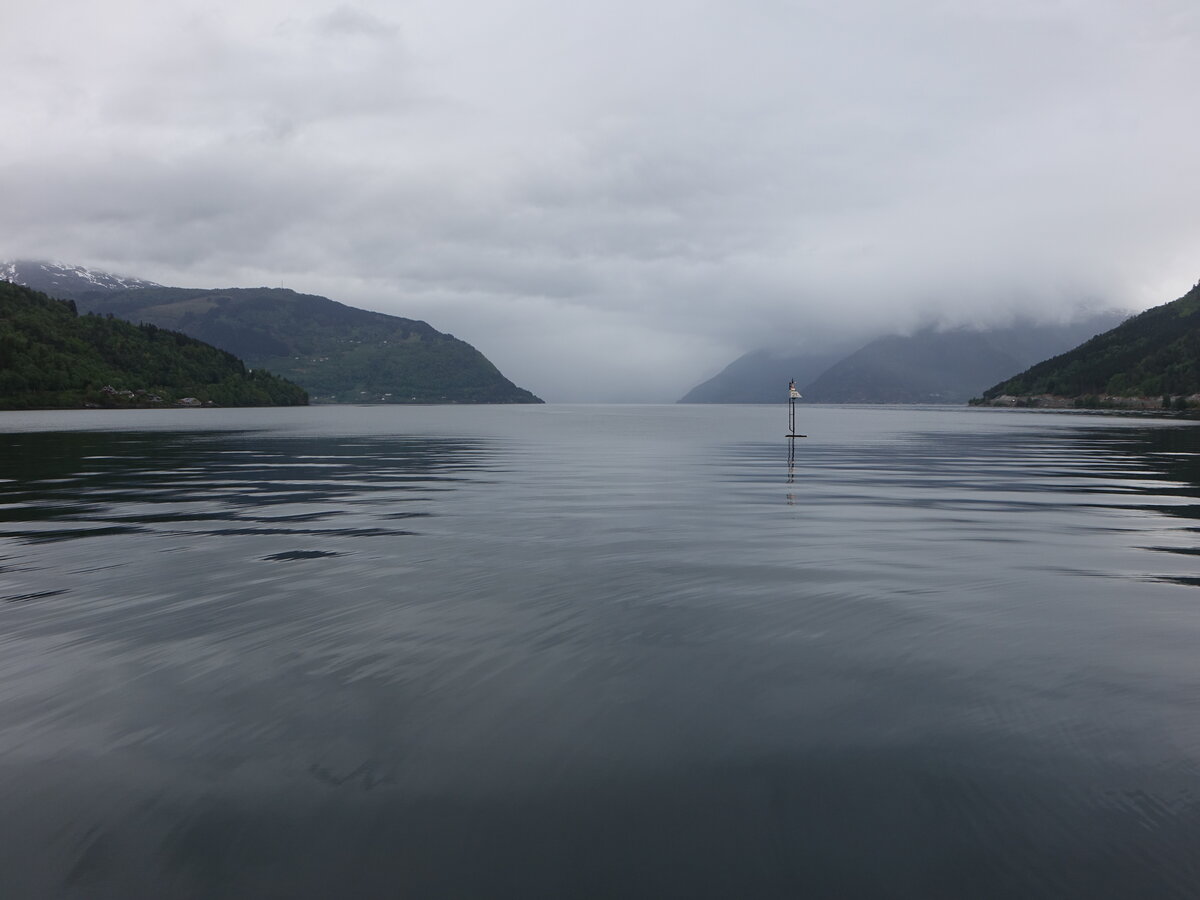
[0,259,162,294]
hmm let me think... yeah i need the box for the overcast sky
[3,1,1199,400]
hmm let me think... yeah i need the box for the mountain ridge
[3,259,162,293]
[679,313,1126,404]
[2,260,542,404]
[978,280,1200,408]
[0,279,308,409]
[678,344,856,404]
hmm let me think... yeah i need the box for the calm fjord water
[0,404,1198,898]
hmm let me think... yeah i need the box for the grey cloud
[3,0,1199,400]
[312,5,402,38]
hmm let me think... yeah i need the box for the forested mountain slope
[0,280,307,409]
[981,281,1200,405]
[3,261,541,404]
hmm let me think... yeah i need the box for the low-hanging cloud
[3,0,1199,400]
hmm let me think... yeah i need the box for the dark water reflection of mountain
[0,406,1198,899]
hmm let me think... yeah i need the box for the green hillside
[980,280,1200,406]
[64,285,542,404]
[0,280,308,409]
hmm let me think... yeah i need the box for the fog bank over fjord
[3,1,1198,400]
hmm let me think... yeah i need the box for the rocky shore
[972,394,1200,411]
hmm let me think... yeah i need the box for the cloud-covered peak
[2,0,1197,399]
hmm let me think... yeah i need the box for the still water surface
[0,404,1198,898]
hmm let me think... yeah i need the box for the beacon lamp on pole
[787,380,805,438]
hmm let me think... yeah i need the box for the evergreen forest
[980,280,1200,407]
[0,280,308,409]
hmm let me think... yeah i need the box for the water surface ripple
[0,405,1198,898]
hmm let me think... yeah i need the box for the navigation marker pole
[787,380,806,438]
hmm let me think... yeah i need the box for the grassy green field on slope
[0,281,308,409]
[73,286,543,403]
[981,280,1200,403]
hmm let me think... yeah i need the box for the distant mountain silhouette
[2,260,542,404]
[679,314,1125,404]
[679,345,854,403]
[803,316,1125,403]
